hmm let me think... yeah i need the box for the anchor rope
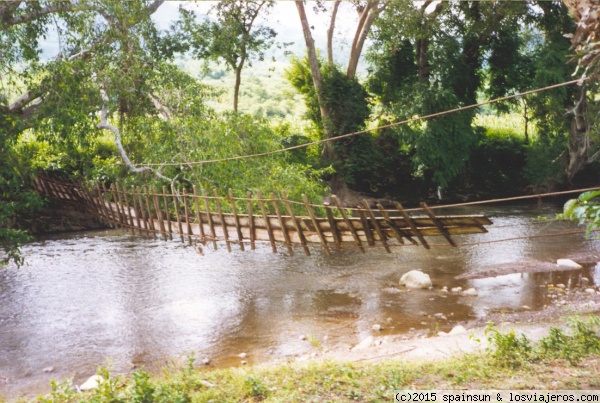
[133,78,585,168]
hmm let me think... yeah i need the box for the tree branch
[327,1,341,64]
[97,86,171,182]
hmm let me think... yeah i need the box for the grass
[6,316,599,403]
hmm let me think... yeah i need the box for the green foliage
[485,323,534,368]
[244,375,269,400]
[487,317,600,368]
[562,190,600,236]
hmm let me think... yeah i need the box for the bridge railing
[32,176,492,255]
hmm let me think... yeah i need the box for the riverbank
[5,286,599,402]
[14,312,600,402]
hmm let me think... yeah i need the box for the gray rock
[238,352,247,359]
[585,288,596,294]
[449,325,467,335]
[557,259,582,269]
[42,366,55,373]
[80,375,103,391]
[202,358,210,365]
[400,270,432,289]
[462,288,478,296]
[351,336,374,351]
[451,286,463,293]
[372,324,382,331]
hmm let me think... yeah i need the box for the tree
[177,0,276,113]
[290,1,388,202]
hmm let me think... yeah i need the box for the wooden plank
[302,195,330,255]
[357,207,375,247]
[331,195,364,253]
[121,184,135,229]
[325,205,342,247]
[202,188,218,250]
[229,189,245,251]
[377,204,419,246]
[214,188,231,252]
[193,185,206,244]
[271,193,293,255]
[247,192,256,250]
[114,183,127,229]
[282,192,310,256]
[152,186,168,241]
[183,189,193,245]
[136,186,150,237]
[420,202,456,247]
[144,187,157,239]
[131,186,142,235]
[162,186,173,240]
[362,200,391,253]
[394,202,429,249]
[257,191,276,253]
[172,190,185,243]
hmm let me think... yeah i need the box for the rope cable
[134,77,586,168]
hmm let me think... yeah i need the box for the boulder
[462,288,478,296]
[557,259,583,269]
[449,325,467,335]
[399,270,432,289]
[80,375,104,391]
[351,336,374,351]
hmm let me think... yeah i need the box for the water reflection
[1,203,599,398]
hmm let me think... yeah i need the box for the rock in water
[80,375,104,391]
[557,259,582,269]
[351,336,374,351]
[462,288,478,296]
[399,270,432,289]
[449,325,467,335]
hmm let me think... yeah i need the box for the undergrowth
[16,315,600,403]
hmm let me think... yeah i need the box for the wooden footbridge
[32,176,493,255]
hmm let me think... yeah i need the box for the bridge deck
[32,176,493,255]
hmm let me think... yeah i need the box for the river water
[1,203,600,398]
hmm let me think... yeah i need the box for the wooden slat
[332,195,364,253]
[131,186,142,235]
[325,205,342,247]
[214,188,231,252]
[247,192,256,250]
[193,185,206,244]
[172,190,184,243]
[302,195,330,255]
[394,202,429,249]
[357,207,375,247]
[202,188,218,250]
[144,187,157,239]
[162,186,173,240]
[183,189,193,245]
[136,186,150,237]
[152,186,168,241]
[271,193,293,255]
[420,202,456,247]
[257,191,276,253]
[282,191,310,256]
[229,189,245,251]
[362,200,391,253]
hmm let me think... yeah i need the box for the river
[1,203,599,398]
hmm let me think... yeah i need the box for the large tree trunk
[566,83,589,183]
[327,1,341,64]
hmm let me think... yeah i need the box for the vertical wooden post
[152,186,168,241]
[162,186,173,240]
[202,188,218,250]
[362,200,391,253]
[114,183,127,229]
[246,192,256,250]
[229,189,245,251]
[357,206,375,247]
[136,186,150,238]
[302,194,330,255]
[324,205,341,247]
[376,203,416,245]
[193,185,206,244]
[144,187,157,239]
[171,188,185,243]
[213,189,231,252]
[108,184,121,227]
[257,190,276,253]
[183,189,194,245]
[121,185,135,230]
[394,202,429,249]
[271,193,293,255]
[331,195,364,253]
[131,186,142,234]
[282,192,310,256]
[420,202,456,247]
